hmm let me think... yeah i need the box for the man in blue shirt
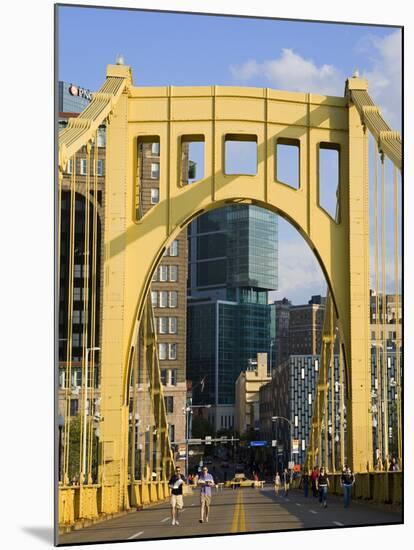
[197,466,215,523]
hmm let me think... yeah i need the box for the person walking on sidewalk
[197,466,215,523]
[282,468,291,497]
[302,470,310,498]
[168,466,186,526]
[317,466,330,508]
[340,465,355,508]
[274,471,281,496]
[311,467,319,498]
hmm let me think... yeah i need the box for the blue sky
[58,5,402,304]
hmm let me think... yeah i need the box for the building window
[151,163,160,179]
[151,142,160,156]
[169,265,178,282]
[308,393,312,405]
[97,127,106,147]
[159,291,168,308]
[168,343,177,360]
[159,343,167,360]
[159,317,168,334]
[164,396,174,414]
[72,310,81,324]
[168,424,175,443]
[152,270,158,282]
[159,265,168,282]
[70,399,79,416]
[66,159,72,174]
[80,158,87,175]
[71,369,82,387]
[151,291,158,307]
[96,159,104,176]
[294,415,298,427]
[168,291,178,308]
[150,188,159,204]
[302,439,306,451]
[169,317,177,334]
[169,240,178,256]
[59,370,66,388]
[301,368,305,380]
[162,368,177,386]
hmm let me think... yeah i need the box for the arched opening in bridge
[127,197,346,484]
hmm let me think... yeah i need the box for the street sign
[271,440,277,447]
[250,441,267,447]
[292,439,299,454]
[277,446,284,453]
[205,435,212,445]
[288,460,294,469]
[188,438,202,444]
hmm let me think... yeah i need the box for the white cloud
[230,48,344,96]
[229,30,401,129]
[358,30,402,129]
[271,239,326,305]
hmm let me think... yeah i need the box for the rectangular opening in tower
[318,143,340,222]
[276,138,300,189]
[224,134,257,175]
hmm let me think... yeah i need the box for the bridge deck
[58,486,402,545]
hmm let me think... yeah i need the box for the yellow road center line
[238,491,246,532]
[231,491,241,532]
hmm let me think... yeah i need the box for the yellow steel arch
[59,63,404,515]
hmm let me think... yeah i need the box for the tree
[191,416,214,438]
[66,416,98,482]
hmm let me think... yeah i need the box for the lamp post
[81,346,100,484]
[272,416,293,470]
[184,403,212,477]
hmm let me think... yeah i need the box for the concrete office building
[234,353,271,435]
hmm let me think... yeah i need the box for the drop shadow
[21,526,54,545]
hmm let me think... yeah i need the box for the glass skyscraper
[187,205,278,432]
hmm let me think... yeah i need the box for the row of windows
[151,291,178,308]
[221,415,234,429]
[158,342,177,360]
[152,265,179,282]
[66,158,105,176]
[157,316,178,334]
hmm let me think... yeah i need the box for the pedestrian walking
[274,472,281,496]
[390,456,399,471]
[282,468,291,497]
[311,467,319,497]
[302,471,310,498]
[168,466,186,526]
[317,466,329,508]
[197,466,215,523]
[340,465,354,508]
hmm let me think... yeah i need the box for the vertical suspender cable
[63,153,76,484]
[373,142,382,466]
[330,302,335,472]
[81,144,91,482]
[393,166,402,464]
[380,154,389,464]
[339,348,345,468]
[88,132,98,483]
